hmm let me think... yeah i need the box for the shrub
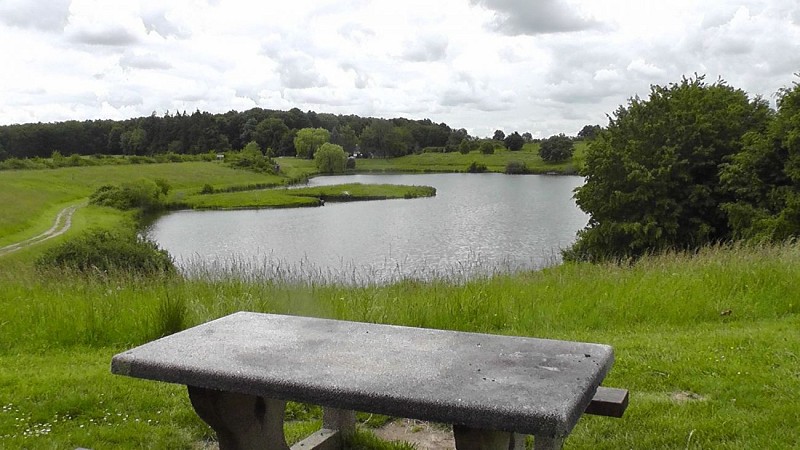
[505,160,529,174]
[127,155,157,164]
[467,161,488,173]
[227,142,277,173]
[539,134,574,162]
[0,157,45,170]
[89,179,167,212]
[200,183,215,194]
[314,143,348,174]
[36,229,175,274]
[479,142,495,155]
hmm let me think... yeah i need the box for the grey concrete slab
[111,312,614,438]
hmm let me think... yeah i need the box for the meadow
[354,142,586,174]
[0,142,570,248]
[1,150,798,449]
[0,243,798,449]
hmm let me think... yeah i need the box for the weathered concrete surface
[112,312,614,438]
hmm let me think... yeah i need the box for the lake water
[146,173,588,283]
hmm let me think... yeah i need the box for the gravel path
[0,204,81,256]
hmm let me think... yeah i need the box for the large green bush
[538,134,574,162]
[36,229,176,274]
[89,179,168,212]
[566,76,771,262]
[314,143,348,174]
[466,161,487,173]
[505,160,529,174]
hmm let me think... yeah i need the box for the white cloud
[119,51,172,70]
[0,0,71,32]
[470,0,600,35]
[402,35,449,62]
[627,58,664,78]
[1,0,800,138]
[276,52,328,90]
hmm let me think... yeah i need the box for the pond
[145,173,588,283]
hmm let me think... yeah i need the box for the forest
[0,107,474,160]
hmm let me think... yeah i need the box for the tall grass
[1,242,798,448]
[3,241,797,352]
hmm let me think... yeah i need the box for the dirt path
[372,419,455,450]
[0,204,81,256]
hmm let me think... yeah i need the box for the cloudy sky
[1,0,799,138]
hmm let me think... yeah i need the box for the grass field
[0,147,582,251]
[180,183,437,209]
[355,142,586,174]
[4,149,797,448]
[0,161,287,247]
[0,243,798,449]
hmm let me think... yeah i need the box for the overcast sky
[1,0,799,138]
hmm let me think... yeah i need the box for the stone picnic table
[111,312,627,450]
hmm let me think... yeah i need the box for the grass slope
[0,147,583,251]
[0,162,287,246]
[355,142,586,174]
[0,243,798,449]
[180,184,436,210]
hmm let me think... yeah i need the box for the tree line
[0,108,470,160]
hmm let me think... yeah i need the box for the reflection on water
[146,174,587,284]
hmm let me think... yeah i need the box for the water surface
[146,174,587,283]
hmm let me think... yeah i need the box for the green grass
[0,148,583,252]
[354,142,586,175]
[179,183,436,210]
[0,243,798,448]
[0,162,292,247]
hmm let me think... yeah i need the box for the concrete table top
[112,312,614,438]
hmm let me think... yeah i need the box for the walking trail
[0,203,82,256]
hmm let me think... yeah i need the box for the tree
[522,132,533,142]
[253,118,290,156]
[504,132,525,151]
[242,140,262,156]
[314,143,348,173]
[479,141,495,155]
[492,129,505,141]
[719,80,800,241]
[120,127,147,155]
[331,124,359,153]
[359,119,409,158]
[538,134,574,162]
[577,125,602,140]
[565,76,771,262]
[294,127,330,159]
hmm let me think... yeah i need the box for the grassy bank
[180,183,437,210]
[2,147,566,250]
[0,162,290,247]
[354,142,586,174]
[1,243,798,448]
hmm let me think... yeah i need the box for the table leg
[322,407,355,435]
[533,435,564,450]
[453,425,525,450]
[188,385,289,450]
